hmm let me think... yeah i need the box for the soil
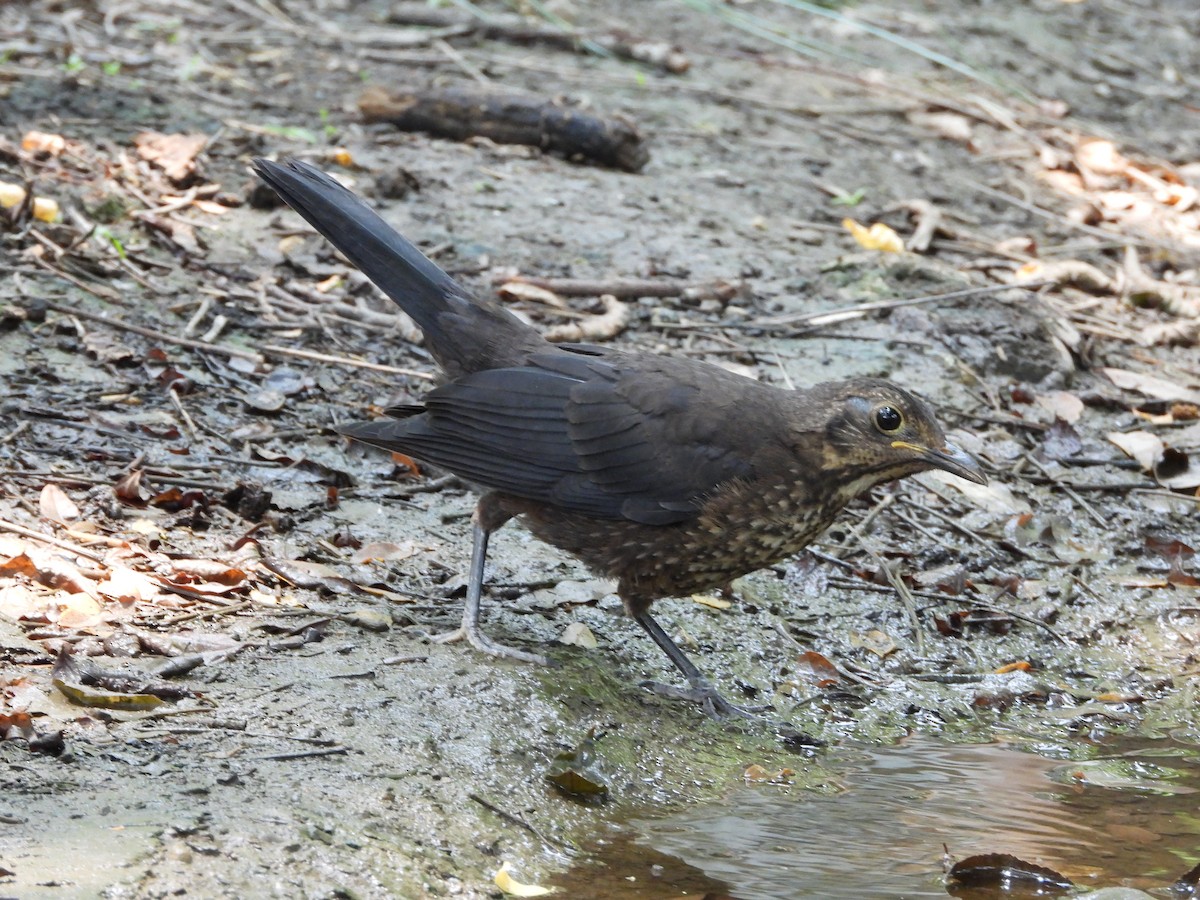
[1,1,1198,898]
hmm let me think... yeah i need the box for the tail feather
[253,158,545,376]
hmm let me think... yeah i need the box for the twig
[0,517,108,565]
[737,281,1047,332]
[469,792,577,853]
[168,386,199,441]
[258,343,433,379]
[1021,453,1107,527]
[253,746,349,761]
[40,300,432,378]
[859,543,926,656]
[503,275,738,301]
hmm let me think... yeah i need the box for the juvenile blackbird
[254,158,986,716]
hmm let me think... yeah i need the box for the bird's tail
[253,158,545,376]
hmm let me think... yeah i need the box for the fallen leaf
[995,661,1033,674]
[96,566,161,603]
[352,540,422,563]
[1036,390,1084,424]
[1099,367,1200,404]
[907,110,973,144]
[849,629,896,658]
[39,484,80,524]
[56,591,103,627]
[133,131,207,182]
[691,593,732,610]
[22,130,67,156]
[797,650,841,687]
[1107,430,1163,470]
[1076,137,1127,175]
[494,862,556,897]
[54,678,165,711]
[743,764,796,784]
[842,218,904,253]
[919,469,1028,514]
[557,622,597,648]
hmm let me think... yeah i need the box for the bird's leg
[431,519,550,665]
[633,612,768,720]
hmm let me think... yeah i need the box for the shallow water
[554,736,1200,898]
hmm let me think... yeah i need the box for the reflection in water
[555,737,1200,899]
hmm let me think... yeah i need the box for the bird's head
[812,378,986,491]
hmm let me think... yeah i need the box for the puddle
[554,736,1200,898]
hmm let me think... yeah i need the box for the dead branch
[500,275,739,302]
[359,85,649,172]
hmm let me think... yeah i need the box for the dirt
[1,1,1198,897]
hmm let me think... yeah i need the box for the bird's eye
[874,406,903,432]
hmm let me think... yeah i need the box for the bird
[253,157,987,717]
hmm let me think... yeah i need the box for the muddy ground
[1,0,1199,897]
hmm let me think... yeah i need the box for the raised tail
[253,158,547,377]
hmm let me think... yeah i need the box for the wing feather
[338,349,773,524]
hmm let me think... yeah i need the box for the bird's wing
[338,350,764,525]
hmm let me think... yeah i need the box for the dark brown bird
[254,158,986,716]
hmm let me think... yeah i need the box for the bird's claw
[639,677,772,720]
[430,624,551,666]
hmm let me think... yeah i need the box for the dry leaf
[1077,138,1127,175]
[22,130,67,156]
[995,661,1033,674]
[1107,430,1163,470]
[39,484,80,524]
[1036,391,1084,424]
[494,862,555,897]
[558,622,597,648]
[691,593,732,610]
[1100,367,1200,404]
[797,650,841,686]
[919,469,1028,514]
[843,218,904,253]
[96,566,162,603]
[55,592,103,627]
[743,764,796,784]
[133,131,207,182]
[352,540,422,563]
[850,629,896,658]
[907,110,974,143]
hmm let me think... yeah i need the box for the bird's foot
[430,624,551,666]
[639,677,772,720]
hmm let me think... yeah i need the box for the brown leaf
[352,540,422,564]
[39,483,79,524]
[150,487,208,512]
[133,131,207,182]
[22,130,67,156]
[1100,367,1200,404]
[114,470,150,506]
[796,650,841,687]
[1144,535,1200,586]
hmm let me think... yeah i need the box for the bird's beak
[892,440,988,485]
